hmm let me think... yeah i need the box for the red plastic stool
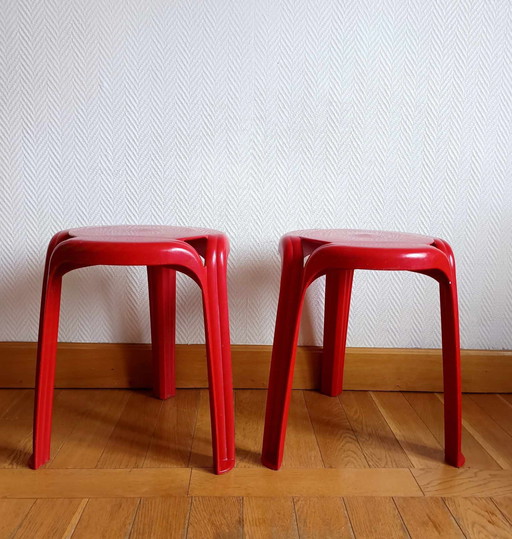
[32,226,235,474]
[262,229,465,470]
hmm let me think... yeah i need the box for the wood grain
[282,391,324,468]
[13,498,86,538]
[0,390,29,417]
[444,497,512,538]
[293,497,354,538]
[0,469,190,498]
[340,391,412,468]
[96,390,162,468]
[235,390,267,468]
[189,468,422,497]
[455,394,512,469]
[0,499,35,538]
[188,389,213,469]
[130,497,191,539]
[413,469,512,497]
[187,497,242,539]
[1,388,512,537]
[71,498,140,538]
[492,497,512,526]
[49,390,130,468]
[469,394,512,437]
[0,389,33,468]
[144,390,199,468]
[243,497,299,538]
[404,392,501,470]
[371,392,444,468]
[304,390,368,468]
[2,342,511,391]
[344,497,409,538]
[394,497,464,537]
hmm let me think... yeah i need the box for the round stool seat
[68,225,220,243]
[284,229,446,274]
[288,228,435,248]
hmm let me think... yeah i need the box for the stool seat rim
[285,228,435,247]
[68,225,222,242]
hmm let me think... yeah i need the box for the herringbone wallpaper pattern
[1,0,511,349]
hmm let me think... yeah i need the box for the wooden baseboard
[0,342,510,392]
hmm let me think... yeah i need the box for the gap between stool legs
[147,266,176,400]
[321,270,354,397]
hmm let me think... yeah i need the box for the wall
[1,0,511,349]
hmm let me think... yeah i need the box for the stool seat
[281,229,452,276]
[262,228,464,471]
[33,226,235,474]
[287,228,435,246]
[68,225,218,242]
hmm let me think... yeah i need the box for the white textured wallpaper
[1,0,511,349]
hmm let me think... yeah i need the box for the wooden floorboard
[0,469,191,498]
[187,497,242,539]
[130,497,191,538]
[394,497,464,537]
[304,391,368,468]
[293,497,354,538]
[188,468,423,497]
[404,392,502,470]
[0,388,511,538]
[71,498,140,538]
[371,391,445,468]
[456,394,512,469]
[412,468,512,497]
[0,499,36,537]
[12,498,87,539]
[344,497,409,538]
[339,391,412,468]
[444,497,512,538]
[243,497,299,538]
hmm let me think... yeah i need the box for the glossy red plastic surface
[32,226,235,474]
[262,229,465,470]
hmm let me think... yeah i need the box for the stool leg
[147,266,176,400]
[32,270,63,469]
[439,278,465,467]
[321,270,354,397]
[202,238,235,474]
[262,237,305,470]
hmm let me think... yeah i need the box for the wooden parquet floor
[1,389,512,537]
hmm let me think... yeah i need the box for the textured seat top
[68,225,220,242]
[287,229,435,247]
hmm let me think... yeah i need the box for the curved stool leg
[321,270,354,397]
[216,239,235,468]
[147,266,176,400]
[262,237,306,470]
[32,268,63,469]
[202,237,235,474]
[439,277,465,467]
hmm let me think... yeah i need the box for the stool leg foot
[262,237,305,470]
[321,270,354,397]
[203,239,235,475]
[147,267,176,400]
[439,279,465,468]
[32,270,62,470]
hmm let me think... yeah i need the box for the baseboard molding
[0,342,510,392]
